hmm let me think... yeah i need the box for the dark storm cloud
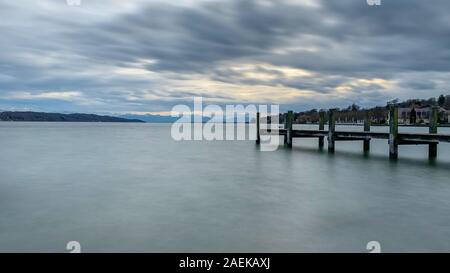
[65,0,450,73]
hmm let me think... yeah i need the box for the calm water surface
[1,122,450,252]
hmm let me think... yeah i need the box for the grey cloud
[1,0,450,113]
[400,79,437,91]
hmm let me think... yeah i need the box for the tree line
[279,94,450,125]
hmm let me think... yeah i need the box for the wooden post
[429,106,438,158]
[319,111,325,149]
[389,105,399,160]
[286,111,293,148]
[328,109,336,153]
[364,111,371,152]
[256,112,260,145]
[283,113,288,145]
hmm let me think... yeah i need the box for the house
[398,106,450,124]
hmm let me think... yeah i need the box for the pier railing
[256,106,450,159]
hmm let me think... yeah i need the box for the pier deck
[262,130,450,142]
[256,106,450,159]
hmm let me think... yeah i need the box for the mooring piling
[319,111,325,149]
[389,105,399,160]
[328,109,336,153]
[283,113,288,145]
[256,112,260,145]
[364,111,371,152]
[286,111,293,148]
[429,106,438,158]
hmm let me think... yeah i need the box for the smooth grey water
[1,122,450,252]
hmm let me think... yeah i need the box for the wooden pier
[257,106,450,159]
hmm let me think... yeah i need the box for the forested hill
[0,111,144,122]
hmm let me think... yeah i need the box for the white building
[398,106,449,124]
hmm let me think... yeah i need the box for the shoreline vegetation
[280,95,450,126]
[0,111,144,123]
[2,95,450,125]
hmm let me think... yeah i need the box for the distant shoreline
[0,120,145,123]
[0,111,144,123]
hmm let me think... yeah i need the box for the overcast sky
[1,0,450,114]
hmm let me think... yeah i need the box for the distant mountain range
[118,114,180,123]
[0,111,252,123]
[119,114,250,123]
[0,111,144,122]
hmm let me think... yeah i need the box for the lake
[0,122,450,252]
